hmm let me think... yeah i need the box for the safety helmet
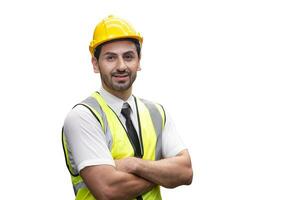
[89,15,143,56]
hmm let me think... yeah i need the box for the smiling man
[62,15,193,200]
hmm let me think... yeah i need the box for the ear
[137,61,141,71]
[91,57,100,73]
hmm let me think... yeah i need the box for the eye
[105,55,116,62]
[124,53,135,61]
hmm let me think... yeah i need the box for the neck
[102,85,132,101]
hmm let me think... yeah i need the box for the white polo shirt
[63,88,186,174]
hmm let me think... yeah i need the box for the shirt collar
[99,87,136,117]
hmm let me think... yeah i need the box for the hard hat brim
[89,35,143,56]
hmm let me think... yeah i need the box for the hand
[115,157,139,174]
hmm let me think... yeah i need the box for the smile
[113,74,129,77]
[112,75,129,81]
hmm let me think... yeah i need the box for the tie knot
[121,103,131,119]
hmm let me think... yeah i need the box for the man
[62,15,193,200]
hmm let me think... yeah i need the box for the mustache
[111,70,130,76]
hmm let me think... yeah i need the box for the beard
[100,68,137,92]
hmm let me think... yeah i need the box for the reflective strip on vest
[139,98,165,160]
[81,97,113,150]
[62,129,78,176]
[74,181,87,195]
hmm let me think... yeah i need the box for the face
[92,40,141,95]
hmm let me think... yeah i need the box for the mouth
[112,73,129,81]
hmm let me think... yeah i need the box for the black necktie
[121,104,143,200]
[121,104,142,158]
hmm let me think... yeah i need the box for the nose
[117,57,127,71]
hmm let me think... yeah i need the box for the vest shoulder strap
[79,94,114,151]
[139,98,166,128]
[75,96,106,131]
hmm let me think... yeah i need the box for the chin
[112,84,131,91]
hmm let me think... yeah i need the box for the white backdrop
[0,0,299,199]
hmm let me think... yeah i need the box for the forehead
[101,40,137,55]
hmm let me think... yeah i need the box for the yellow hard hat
[89,15,143,56]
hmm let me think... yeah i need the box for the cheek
[99,68,111,77]
[99,62,115,74]
[128,61,140,71]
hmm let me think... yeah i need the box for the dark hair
[94,38,141,60]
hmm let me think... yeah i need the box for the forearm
[106,170,154,199]
[81,165,154,200]
[134,150,193,188]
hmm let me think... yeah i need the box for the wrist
[132,157,144,175]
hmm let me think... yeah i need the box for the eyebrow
[102,50,135,56]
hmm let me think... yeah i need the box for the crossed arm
[80,149,193,200]
[80,164,154,200]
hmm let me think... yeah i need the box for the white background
[0,0,299,199]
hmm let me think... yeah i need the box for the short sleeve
[162,109,187,158]
[63,105,115,173]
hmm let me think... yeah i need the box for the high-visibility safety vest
[62,91,166,200]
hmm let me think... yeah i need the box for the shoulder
[137,97,165,111]
[137,97,165,112]
[63,105,100,133]
[64,105,94,123]
[136,97,167,125]
[64,92,103,125]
